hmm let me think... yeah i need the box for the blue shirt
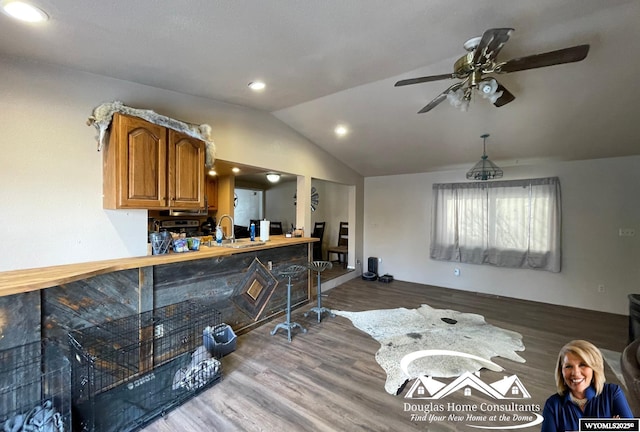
[541,383,634,432]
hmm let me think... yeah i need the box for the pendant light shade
[466,134,503,181]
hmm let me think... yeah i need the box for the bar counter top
[0,236,316,297]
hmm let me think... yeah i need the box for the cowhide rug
[333,304,525,394]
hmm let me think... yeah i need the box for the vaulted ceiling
[1,0,638,177]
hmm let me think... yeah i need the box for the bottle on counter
[250,223,256,241]
[216,226,224,244]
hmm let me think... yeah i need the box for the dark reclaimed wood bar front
[0,236,316,351]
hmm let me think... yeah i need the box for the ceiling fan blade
[472,28,514,64]
[493,83,515,107]
[418,82,465,113]
[498,44,590,73]
[395,73,455,87]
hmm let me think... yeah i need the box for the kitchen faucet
[216,214,235,243]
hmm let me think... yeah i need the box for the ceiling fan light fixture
[396,28,589,114]
[478,78,498,95]
[463,36,482,52]
[447,87,472,112]
[477,78,503,103]
[447,88,470,111]
[266,173,280,183]
[487,90,503,104]
[466,134,503,181]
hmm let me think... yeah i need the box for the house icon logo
[400,350,542,429]
[405,371,531,400]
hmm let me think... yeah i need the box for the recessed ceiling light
[208,169,217,176]
[248,81,266,91]
[232,167,240,173]
[334,125,348,137]
[2,1,48,22]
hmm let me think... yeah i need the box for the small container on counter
[149,231,172,255]
[216,226,224,244]
[173,237,200,253]
[187,237,200,251]
[173,238,189,253]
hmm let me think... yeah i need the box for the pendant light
[466,134,503,181]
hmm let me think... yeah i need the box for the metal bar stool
[271,264,308,342]
[304,261,335,323]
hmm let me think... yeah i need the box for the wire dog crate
[69,300,223,432]
[0,339,71,432]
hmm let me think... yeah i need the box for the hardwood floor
[141,279,635,432]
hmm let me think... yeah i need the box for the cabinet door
[168,129,205,209]
[104,113,167,208]
[206,177,218,211]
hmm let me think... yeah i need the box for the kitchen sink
[218,239,266,248]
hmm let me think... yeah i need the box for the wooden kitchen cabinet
[103,113,205,209]
[206,176,218,211]
[168,128,206,209]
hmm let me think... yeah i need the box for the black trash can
[628,294,640,343]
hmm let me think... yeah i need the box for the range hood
[161,208,208,217]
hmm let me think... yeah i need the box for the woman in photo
[541,339,634,432]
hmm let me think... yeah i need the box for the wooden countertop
[0,236,316,298]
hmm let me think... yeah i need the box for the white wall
[364,156,640,315]
[263,178,351,258]
[233,188,263,227]
[265,180,297,231]
[0,55,364,271]
[310,180,350,258]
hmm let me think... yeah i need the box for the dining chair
[327,221,348,268]
[311,221,326,261]
[269,221,283,235]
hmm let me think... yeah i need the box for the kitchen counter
[0,235,317,297]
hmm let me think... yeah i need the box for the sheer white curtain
[430,177,561,272]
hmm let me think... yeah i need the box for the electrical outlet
[356,259,361,265]
[598,285,605,293]
[267,261,273,270]
[619,228,636,237]
[154,324,164,338]
[454,268,460,276]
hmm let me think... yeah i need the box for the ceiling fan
[395,28,589,113]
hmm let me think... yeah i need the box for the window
[430,177,561,272]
